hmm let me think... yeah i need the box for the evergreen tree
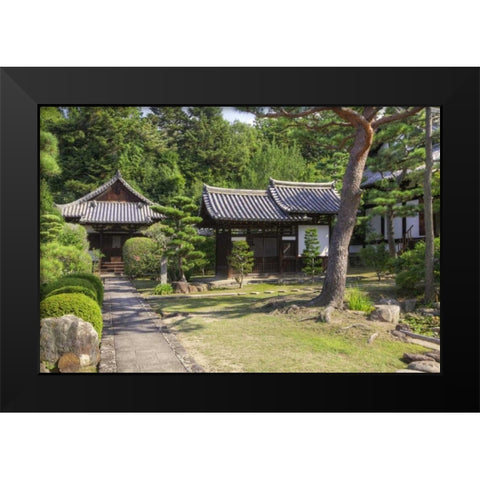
[301,229,323,281]
[151,196,205,282]
[243,106,423,308]
[46,107,182,203]
[227,241,254,288]
[363,110,440,257]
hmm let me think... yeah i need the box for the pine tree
[301,229,323,282]
[227,241,254,288]
[151,196,205,282]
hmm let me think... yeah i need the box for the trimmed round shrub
[45,285,98,302]
[41,277,98,303]
[40,293,103,339]
[63,273,104,305]
[154,283,174,295]
[123,237,160,278]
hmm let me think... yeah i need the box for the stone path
[99,276,202,373]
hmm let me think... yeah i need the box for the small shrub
[40,256,64,285]
[301,228,323,281]
[45,285,98,302]
[40,241,92,276]
[394,238,440,292]
[359,242,391,280]
[227,240,254,288]
[63,273,104,305]
[345,287,374,313]
[41,277,98,303]
[40,293,103,339]
[123,237,160,278]
[153,283,174,295]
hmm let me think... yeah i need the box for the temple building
[198,179,341,277]
[57,171,163,273]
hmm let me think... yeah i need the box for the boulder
[172,281,189,294]
[58,352,81,373]
[370,304,400,323]
[396,323,412,332]
[402,299,417,313]
[407,361,440,373]
[40,315,100,370]
[402,352,436,364]
[377,298,401,307]
[425,351,441,362]
[187,284,199,293]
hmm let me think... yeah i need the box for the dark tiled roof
[57,171,163,225]
[268,179,340,214]
[60,201,163,224]
[201,179,340,223]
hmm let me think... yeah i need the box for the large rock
[407,361,440,373]
[370,304,400,323]
[172,281,189,294]
[377,298,401,307]
[402,352,436,364]
[40,315,100,371]
[425,351,441,362]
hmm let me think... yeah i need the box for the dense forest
[40,106,355,206]
[41,106,439,208]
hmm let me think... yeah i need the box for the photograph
[39,105,441,375]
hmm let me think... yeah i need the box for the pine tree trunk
[424,107,435,303]
[310,125,374,308]
[386,206,397,257]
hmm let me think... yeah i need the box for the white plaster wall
[405,199,421,237]
[298,225,329,256]
[366,209,382,237]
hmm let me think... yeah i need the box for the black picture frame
[1,67,478,412]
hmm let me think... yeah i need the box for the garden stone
[188,284,199,293]
[377,298,401,307]
[425,351,440,362]
[402,352,435,364]
[58,352,81,373]
[370,305,400,323]
[396,323,412,332]
[172,281,189,294]
[402,299,417,313]
[40,315,100,369]
[407,361,440,373]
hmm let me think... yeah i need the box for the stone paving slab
[99,276,203,373]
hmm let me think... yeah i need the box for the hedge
[40,293,103,339]
[41,277,98,303]
[45,285,98,302]
[63,273,104,305]
[123,237,159,278]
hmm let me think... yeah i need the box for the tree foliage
[151,196,205,282]
[227,240,254,288]
[301,229,323,281]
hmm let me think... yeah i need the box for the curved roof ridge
[270,178,336,188]
[203,184,268,195]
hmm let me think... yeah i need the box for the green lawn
[137,275,431,373]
